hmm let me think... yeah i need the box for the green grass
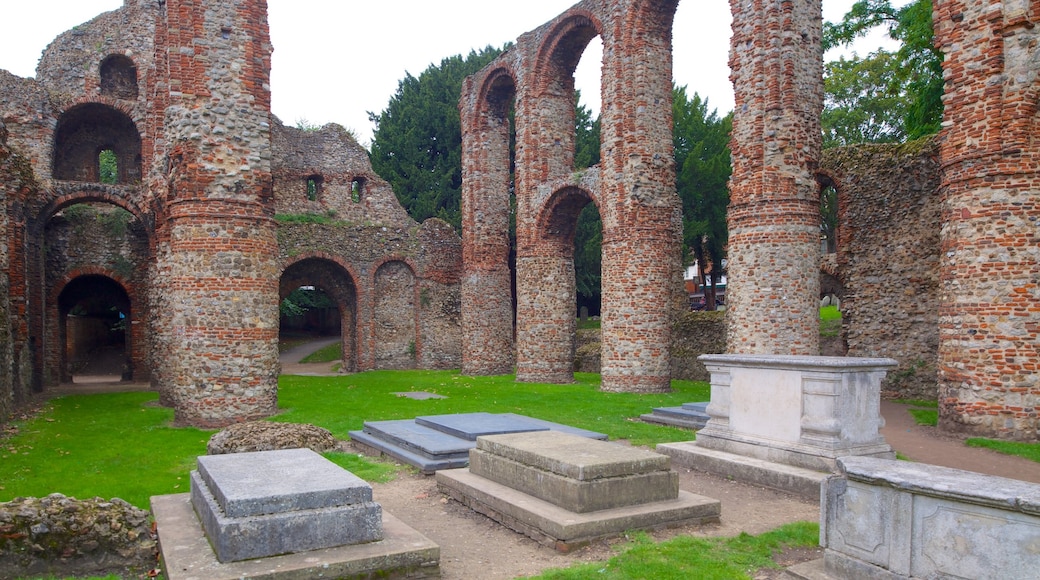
[819,305,841,321]
[819,305,842,338]
[1,392,209,509]
[577,318,601,330]
[966,438,1040,463]
[1,371,706,510]
[299,341,342,363]
[524,521,819,580]
[908,408,938,426]
[275,370,706,446]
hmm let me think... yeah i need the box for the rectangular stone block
[469,448,678,513]
[822,456,1040,579]
[189,449,383,563]
[196,448,373,517]
[475,431,670,480]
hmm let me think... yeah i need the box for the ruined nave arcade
[1,0,1037,441]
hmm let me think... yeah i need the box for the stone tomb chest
[190,448,382,562]
[437,431,720,550]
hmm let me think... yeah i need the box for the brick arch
[47,268,143,385]
[32,187,150,237]
[51,102,143,184]
[279,253,361,372]
[530,10,603,97]
[534,185,598,252]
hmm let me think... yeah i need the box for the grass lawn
[299,340,342,363]
[1,370,706,510]
[526,522,819,580]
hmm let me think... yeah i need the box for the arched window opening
[99,54,138,100]
[351,177,365,203]
[99,149,118,184]
[53,103,142,183]
[820,182,839,254]
[306,175,323,201]
[58,275,131,382]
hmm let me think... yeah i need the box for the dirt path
[880,400,1040,484]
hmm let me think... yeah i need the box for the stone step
[469,431,678,513]
[640,404,710,430]
[681,402,709,413]
[348,429,471,475]
[360,419,474,459]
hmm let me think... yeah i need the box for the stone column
[597,1,684,393]
[725,0,823,355]
[933,0,1040,440]
[459,73,516,376]
[152,0,279,427]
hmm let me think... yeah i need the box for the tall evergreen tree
[368,46,506,231]
[572,92,603,314]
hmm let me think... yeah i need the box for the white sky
[0,1,891,146]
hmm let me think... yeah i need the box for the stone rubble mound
[0,493,156,579]
[206,421,337,455]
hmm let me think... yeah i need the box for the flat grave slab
[476,431,669,480]
[361,419,474,458]
[415,412,551,440]
[196,448,371,517]
[190,449,382,562]
[392,391,447,400]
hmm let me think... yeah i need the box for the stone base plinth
[437,468,719,552]
[470,431,678,512]
[153,494,439,580]
[437,431,720,550]
[190,449,382,562]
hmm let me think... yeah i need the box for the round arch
[279,255,360,372]
[52,103,142,184]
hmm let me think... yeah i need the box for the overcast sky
[1,1,888,145]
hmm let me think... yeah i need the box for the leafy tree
[369,46,506,232]
[673,86,732,310]
[822,0,943,146]
[99,149,117,184]
[280,286,335,318]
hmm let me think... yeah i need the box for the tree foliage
[572,93,602,312]
[822,0,942,147]
[280,286,335,318]
[673,86,732,308]
[368,46,506,232]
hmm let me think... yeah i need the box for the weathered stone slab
[469,448,678,512]
[821,456,1040,579]
[196,448,372,518]
[415,412,551,440]
[475,431,669,480]
[153,494,439,580]
[190,449,383,562]
[436,468,719,551]
[640,403,710,430]
[360,419,474,458]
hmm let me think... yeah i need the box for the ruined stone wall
[273,120,462,372]
[461,0,683,392]
[725,0,824,355]
[0,123,12,424]
[933,0,1040,440]
[821,139,941,399]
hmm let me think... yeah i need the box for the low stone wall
[822,457,1040,578]
[0,494,157,579]
[575,311,726,382]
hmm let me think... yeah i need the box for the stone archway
[55,274,133,383]
[373,260,418,370]
[280,257,359,373]
[52,103,142,184]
